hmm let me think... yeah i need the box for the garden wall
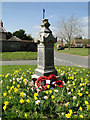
[0,41,37,52]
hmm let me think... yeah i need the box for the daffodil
[71,89,73,92]
[87,105,90,110]
[46,91,48,94]
[13,81,15,84]
[24,81,27,85]
[51,95,54,99]
[79,106,82,111]
[17,84,20,88]
[25,113,27,118]
[3,105,6,110]
[69,109,73,114]
[9,96,11,99]
[3,93,7,97]
[79,115,83,118]
[85,101,89,105]
[14,87,18,93]
[7,86,9,90]
[77,93,83,96]
[49,90,52,94]
[8,90,11,94]
[34,93,38,97]
[86,91,89,94]
[26,99,30,103]
[4,101,9,105]
[65,113,71,118]
[20,99,24,104]
[34,96,38,100]
[47,85,50,89]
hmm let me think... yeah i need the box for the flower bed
[1,66,90,119]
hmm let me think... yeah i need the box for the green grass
[1,65,88,75]
[1,65,37,75]
[0,52,37,61]
[55,48,89,56]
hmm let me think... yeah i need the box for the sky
[0,0,88,38]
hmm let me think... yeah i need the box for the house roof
[8,36,22,41]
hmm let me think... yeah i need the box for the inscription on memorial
[38,52,43,66]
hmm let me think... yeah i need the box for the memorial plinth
[32,19,58,79]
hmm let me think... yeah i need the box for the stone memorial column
[32,19,58,79]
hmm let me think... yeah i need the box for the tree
[6,32,13,39]
[13,29,33,40]
[57,15,83,50]
[13,29,26,40]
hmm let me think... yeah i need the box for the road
[0,51,89,68]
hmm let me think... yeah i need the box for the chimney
[0,20,3,27]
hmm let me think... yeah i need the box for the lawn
[1,65,90,119]
[56,48,89,56]
[0,52,37,61]
[0,48,89,61]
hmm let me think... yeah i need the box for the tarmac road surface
[0,51,89,68]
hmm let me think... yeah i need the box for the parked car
[57,47,64,50]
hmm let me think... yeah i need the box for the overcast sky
[0,0,88,38]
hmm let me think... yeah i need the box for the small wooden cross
[43,8,45,19]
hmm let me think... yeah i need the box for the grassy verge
[1,65,89,75]
[55,47,89,56]
[0,52,37,61]
[2,65,37,75]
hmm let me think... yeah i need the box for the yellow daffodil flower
[77,93,83,96]
[51,95,54,99]
[3,105,6,110]
[20,92,24,97]
[13,81,15,84]
[79,106,82,111]
[47,85,50,89]
[25,113,27,118]
[17,84,20,88]
[26,99,30,103]
[87,105,90,110]
[34,96,38,100]
[65,113,71,118]
[4,101,9,105]
[49,90,52,94]
[69,109,73,114]
[86,91,89,94]
[7,86,9,90]
[46,91,48,94]
[79,115,83,118]
[34,93,38,97]
[9,96,11,99]
[3,93,7,97]
[85,101,89,105]
[14,87,18,93]
[20,99,24,104]
[8,90,11,94]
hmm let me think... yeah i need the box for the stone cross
[43,8,45,19]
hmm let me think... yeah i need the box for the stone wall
[0,41,37,52]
